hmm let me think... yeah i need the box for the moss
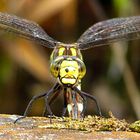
[37,113,130,132]
[129,120,140,133]
[1,113,140,133]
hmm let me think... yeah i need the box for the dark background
[0,0,140,122]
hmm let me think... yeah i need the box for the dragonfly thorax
[50,44,86,86]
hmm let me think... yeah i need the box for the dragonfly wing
[0,12,57,48]
[77,16,140,50]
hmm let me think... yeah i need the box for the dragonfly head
[50,43,86,86]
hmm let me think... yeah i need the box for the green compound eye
[78,61,86,79]
[50,60,60,78]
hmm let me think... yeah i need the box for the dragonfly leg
[14,83,60,123]
[42,84,61,121]
[43,88,61,117]
[74,87,102,116]
[14,92,47,123]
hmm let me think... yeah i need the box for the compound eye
[78,62,86,79]
[50,62,60,78]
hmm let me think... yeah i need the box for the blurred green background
[0,0,139,122]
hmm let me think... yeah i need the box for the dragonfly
[0,12,140,122]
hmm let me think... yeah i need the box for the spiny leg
[43,86,61,117]
[42,91,58,117]
[14,92,47,123]
[14,83,60,123]
[82,92,102,116]
[74,87,102,116]
[43,84,61,122]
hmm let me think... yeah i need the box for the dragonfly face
[50,43,86,86]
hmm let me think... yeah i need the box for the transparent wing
[77,16,140,50]
[0,12,57,48]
